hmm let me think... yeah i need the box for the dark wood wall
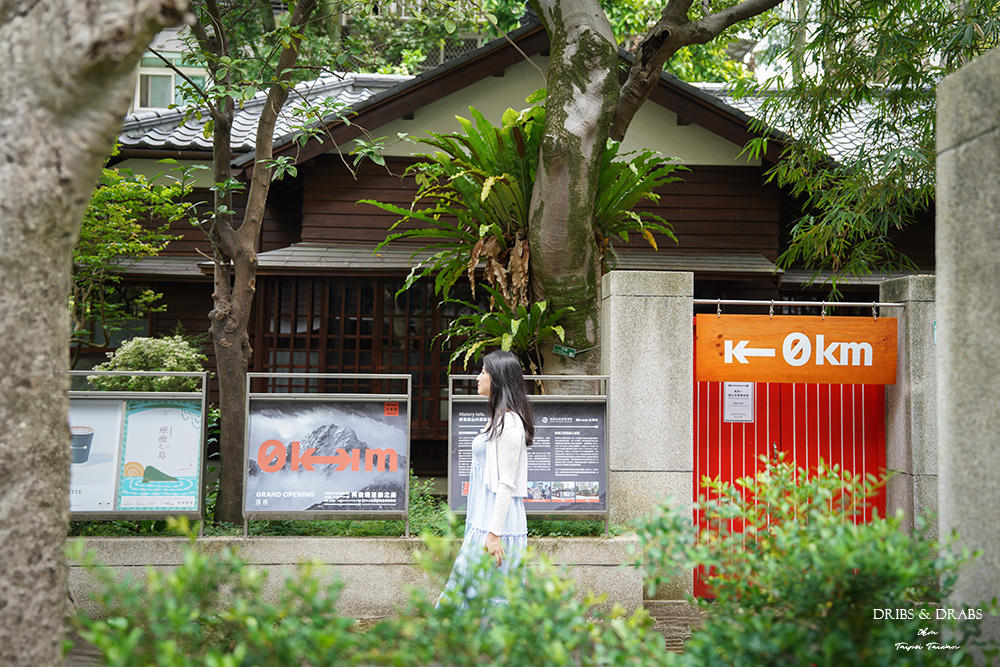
[629,164,782,259]
[299,155,783,258]
[301,156,420,244]
[156,181,302,257]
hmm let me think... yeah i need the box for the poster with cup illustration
[117,400,202,511]
[68,399,125,512]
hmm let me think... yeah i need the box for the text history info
[449,401,607,513]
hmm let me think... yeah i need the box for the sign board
[723,382,754,423]
[696,314,897,384]
[68,397,204,515]
[118,400,203,511]
[449,400,607,513]
[68,399,124,512]
[244,398,409,517]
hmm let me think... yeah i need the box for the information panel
[68,396,204,516]
[244,399,408,516]
[449,401,607,513]
[68,399,124,512]
[118,400,203,511]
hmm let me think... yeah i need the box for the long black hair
[482,349,534,447]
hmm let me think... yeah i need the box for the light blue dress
[439,426,527,604]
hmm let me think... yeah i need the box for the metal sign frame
[242,372,412,523]
[447,374,609,521]
[67,370,208,521]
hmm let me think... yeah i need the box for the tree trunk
[0,2,187,663]
[529,0,619,377]
[320,0,343,49]
[207,0,318,523]
[792,0,808,81]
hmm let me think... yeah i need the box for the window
[133,52,208,110]
[139,74,173,108]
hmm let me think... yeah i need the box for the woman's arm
[487,414,524,547]
[493,413,524,490]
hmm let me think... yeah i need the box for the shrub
[89,335,207,392]
[71,518,673,666]
[368,538,670,666]
[636,454,992,666]
[69,518,361,666]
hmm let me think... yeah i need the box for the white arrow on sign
[724,339,777,364]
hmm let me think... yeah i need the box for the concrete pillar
[936,46,1000,648]
[879,275,936,537]
[600,271,693,532]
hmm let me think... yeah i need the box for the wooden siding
[628,165,781,259]
[301,156,782,259]
[301,156,421,245]
[155,184,302,257]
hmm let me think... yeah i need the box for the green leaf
[525,88,547,104]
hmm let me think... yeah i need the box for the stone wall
[936,45,1000,651]
[68,535,642,618]
[880,275,937,536]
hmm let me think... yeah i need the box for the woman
[439,350,533,604]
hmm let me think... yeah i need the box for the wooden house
[107,20,933,474]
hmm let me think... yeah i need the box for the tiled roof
[119,73,873,164]
[692,82,872,163]
[118,72,413,153]
[208,244,782,277]
[779,269,918,287]
[609,250,780,275]
[223,242,437,273]
[114,256,206,278]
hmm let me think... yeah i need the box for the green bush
[89,335,206,392]
[69,519,361,666]
[71,518,671,666]
[636,454,993,666]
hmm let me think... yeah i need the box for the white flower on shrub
[89,335,207,392]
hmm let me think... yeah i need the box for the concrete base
[936,45,1000,652]
[67,535,642,619]
[601,271,694,529]
[880,276,937,536]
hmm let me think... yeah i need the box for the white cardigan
[483,411,528,536]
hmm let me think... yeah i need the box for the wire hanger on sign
[717,298,722,318]
[769,299,774,319]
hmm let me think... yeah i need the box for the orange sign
[696,314,897,384]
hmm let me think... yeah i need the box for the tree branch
[694,0,785,40]
[188,15,215,57]
[258,0,277,33]
[205,0,231,59]
[238,0,319,248]
[610,0,784,140]
[662,0,696,22]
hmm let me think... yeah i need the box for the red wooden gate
[692,323,887,597]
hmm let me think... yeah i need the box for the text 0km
[696,314,896,384]
[725,333,874,367]
[256,440,398,473]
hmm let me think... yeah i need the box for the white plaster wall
[361,57,758,167]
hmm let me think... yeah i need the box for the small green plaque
[553,344,577,358]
